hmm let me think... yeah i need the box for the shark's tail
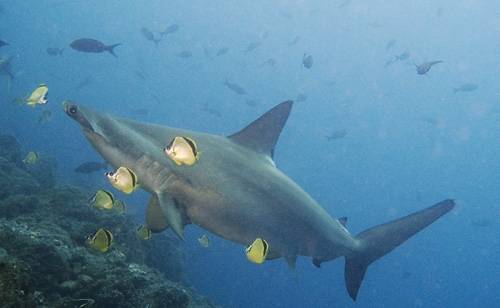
[344,199,455,300]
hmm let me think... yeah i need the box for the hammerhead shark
[64,100,454,300]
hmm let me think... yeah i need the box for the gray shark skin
[64,101,455,300]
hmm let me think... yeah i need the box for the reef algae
[0,133,216,308]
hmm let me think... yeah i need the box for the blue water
[1,0,498,307]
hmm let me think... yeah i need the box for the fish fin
[285,255,297,270]
[228,100,293,158]
[312,258,322,268]
[338,217,348,227]
[146,195,169,233]
[106,43,121,57]
[344,199,454,300]
[157,193,185,240]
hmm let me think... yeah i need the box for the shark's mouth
[82,125,112,147]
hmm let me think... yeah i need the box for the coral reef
[0,133,216,308]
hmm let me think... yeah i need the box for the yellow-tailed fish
[26,84,48,107]
[114,199,126,214]
[198,234,210,248]
[164,136,199,166]
[105,166,138,194]
[89,189,115,210]
[136,225,152,240]
[246,238,269,264]
[87,228,113,252]
[23,151,39,165]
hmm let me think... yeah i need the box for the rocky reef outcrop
[0,133,216,308]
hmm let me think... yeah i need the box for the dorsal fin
[228,101,293,158]
[339,217,348,227]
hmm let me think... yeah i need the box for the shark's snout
[63,101,93,131]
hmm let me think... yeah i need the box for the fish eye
[69,106,78,115]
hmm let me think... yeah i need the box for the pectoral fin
[157,193,185,240]
[145,195,169,233]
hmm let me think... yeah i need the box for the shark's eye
[69,106,78,115]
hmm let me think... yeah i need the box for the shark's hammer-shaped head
[64,101,112,145]
[63,101,132,169]
[64,101,176,194]
[64,101,94,131]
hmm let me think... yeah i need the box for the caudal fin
[106,43,121,57]
[344,199,455,300]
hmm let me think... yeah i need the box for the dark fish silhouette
[296,93,307,102]
[338,0,351,8]
[46,47,64,56]
[37,110,53,124]
[402,272,412,279]
[134,70,147,81]
[130,108,149,116]
[75,76,92,92]
[74,161,107,173]
[161,24,179,37]
[421,116,438,126]
[470,219,493,228]
[303,53,313,69]
[0,56,14,80]
[396,51,410,61]
[70,38,121,57]
[385,39,397,51]
[326,130,347,141]
[436,7,444,18]
[385,51,410,67]
[260,58,276,67]
[244,42,261,53]
[224,79,246,95]
[453,83,478,94]
[141,27,161,46]
[177,50,192,58]
[0,40,8,48]
[202,103,221,117]
[216,47,229,56]
[289,36,300,46]
[151,93,162,105]
[415,60,442,75]
[245,99,258,107]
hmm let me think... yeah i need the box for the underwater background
[0,0,498,307]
